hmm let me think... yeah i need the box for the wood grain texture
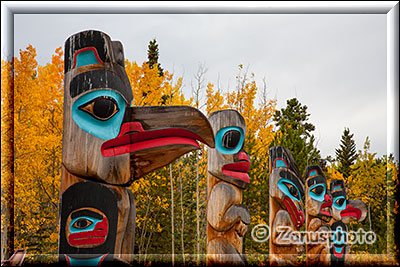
[60,30,135,265]
[126,105,215,179]
[206,110,250,266]
[268,146,305,266]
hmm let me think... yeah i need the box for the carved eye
[222,130,241,149]
[311,185,324,196]
[335,198,345,207]
[78,96,119,121]
[72,218,93,229]
[283,181,299,199]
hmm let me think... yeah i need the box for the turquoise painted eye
[278,178,301,202]
[333,196,346,210]
[309,184,326,202]
[78,96,119,121]
[72,89,126,140]
[69,216,101,234]
[215,126,244,155]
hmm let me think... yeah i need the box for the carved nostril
[325,194,332,203]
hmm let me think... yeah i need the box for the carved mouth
[340,205,361,220]
[333,245,345,258]
[283,196,304,230]
[101,122,205,157]
[320,201,332,217]
[221,153,250,183]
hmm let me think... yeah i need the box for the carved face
[207,110,250,189]
[330,220,348,262]
[330,179,367,223]
[59,181,118,258]
[63,30,215,183]
[269,146,305,230]
[305,165,332,222]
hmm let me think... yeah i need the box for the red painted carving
[68,217,108,246]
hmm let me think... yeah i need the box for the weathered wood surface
[268,146,305,266]
[60,29,216,265]
[126,105,215,179]
[304,165,331,266]
[207,110,250,266]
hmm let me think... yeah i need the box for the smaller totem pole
[329,179,367,265]
[207,110,251,266]
[304,165,332,265]
[269,146,305,266]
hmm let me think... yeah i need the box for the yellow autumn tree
[2,45,64,259]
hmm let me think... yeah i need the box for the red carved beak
[101,122,205,157]
[221,152,251,183]
[340,204,362,221]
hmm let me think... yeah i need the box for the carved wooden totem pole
[60,30,214,266]
[206,110,251,266]
[329,179,367,265]
[269,146,305,266]
[304,165,332,266]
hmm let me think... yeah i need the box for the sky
[10,10,390,161]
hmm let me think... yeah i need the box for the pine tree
[147,39,164,77]
[335,127,358,178]
[271,98,321,176]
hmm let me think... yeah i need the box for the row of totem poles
[57,30,367,266]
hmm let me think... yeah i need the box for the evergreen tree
[147,39,164,77]
[270,98,321,176]
[335,128,358,178]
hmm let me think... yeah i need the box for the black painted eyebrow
[70,70,130,102]
[307,176,327,187]
[279,170,305,197]
[71,209,103,220]
[331,190,346,199]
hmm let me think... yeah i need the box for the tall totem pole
[60,30,214,265]
[329,179,367,265]
[269,146,305,266]
[304,165,332,265]
[206,110,251,266]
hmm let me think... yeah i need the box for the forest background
[1,41,399,265]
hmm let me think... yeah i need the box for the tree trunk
[179,167,185,265]
[196,150,200,263]
[170,164,175,265]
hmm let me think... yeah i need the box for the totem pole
[269,146,305,266]
[60,30,215,265]
[304,165,332,265]
[329,179,367,265]
[206,110,251,266]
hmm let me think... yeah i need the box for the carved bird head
[269,146,305,230]
[63,30,215,185]
[207,110,251,189]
